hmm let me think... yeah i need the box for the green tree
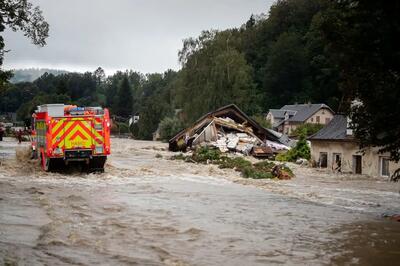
[158,116,184,141]
[318,1,400,161]
[292,123,324,137]
[136,72,175,140]
[17,93,71,124]
[263,32,309,108]
[0,0,49,91]
[277,133,311,162]
[115,76,133,117]
[93,67,106,86]
[176,30,260,123]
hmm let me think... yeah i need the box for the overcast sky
[3,0,274,75]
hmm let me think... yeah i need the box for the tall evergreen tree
[115,76,133,117]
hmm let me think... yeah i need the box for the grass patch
[218,157,252,171]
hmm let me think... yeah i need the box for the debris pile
[169,104,291,158]
[193,117,263,155]
[187,116,284,158]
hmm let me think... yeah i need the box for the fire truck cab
[32,104,111,172]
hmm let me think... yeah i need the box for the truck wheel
[88,156,107,173]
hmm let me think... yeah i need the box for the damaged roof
[266,128,297,147]
[309,115,354,141]
[169,104,282,144]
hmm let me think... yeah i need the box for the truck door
[63,118,93,150]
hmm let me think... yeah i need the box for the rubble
[169,104,291,157]
[296,158,309,166]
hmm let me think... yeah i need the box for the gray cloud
[3,0,273,74]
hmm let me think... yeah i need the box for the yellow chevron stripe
[51,118,104,148]
[52,119,75,143]
[65,123,92,149]
[52,120,64,134]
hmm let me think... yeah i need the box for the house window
[319,152,328,168]
[316,116,320,123]
[325,118,330,124]
[310,117,314,122]
[380,157,390,177]
[322,110,325,114]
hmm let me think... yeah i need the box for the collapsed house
[169,104,290,157]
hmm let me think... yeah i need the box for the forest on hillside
[9,68,68,83]
[1,0,399,160]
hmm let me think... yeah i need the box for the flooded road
[1,137,399,265]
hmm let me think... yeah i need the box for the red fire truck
[32,104,111,172]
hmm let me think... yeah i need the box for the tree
[318,1,400,161]
[291,123,324,137]
[93,67,105,86]
[277,133,311,162]
[135,71,175,140]
[0,0,49,90]
[158,116,184,141]
[176,30,260,123]
[263,32,309,108]
[115,76,133,117]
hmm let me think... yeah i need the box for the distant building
[266,104,334,135]
[129,113,140,126]
[309,115,399,178]
[0,112,17,123]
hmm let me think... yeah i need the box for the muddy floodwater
[1,137,399,265]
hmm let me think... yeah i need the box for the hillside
[10,68,68,83]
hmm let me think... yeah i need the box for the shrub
[111,121,130,134]
[129,123,139,138]
[253,161,276,171]
[292,123,324,137]
[242,167,274,179]
[290,133,311,160]
[276,133,310,162]
[218,157,252,171]
[192,146,221,163]
[158,116,184,141]
[118,122,130,134]
[275,152,290,162]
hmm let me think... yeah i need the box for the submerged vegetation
[171,146,294,180]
